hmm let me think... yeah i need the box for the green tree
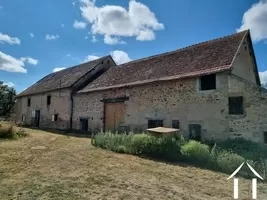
[0,81,16,118]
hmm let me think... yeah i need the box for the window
[229,96,244,115]
[80,118,88,132]
[27,98,31,107]
[52,114,58,122]
[148,120,163,128]
[172,120,180,129]
[200,74,216,90]
[22,115,26,122]
[47,95,51,105]
[264,132,267,144]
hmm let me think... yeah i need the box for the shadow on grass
[19,125,92,139]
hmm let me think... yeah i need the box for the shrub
[218,138,267,161]
[128,134,157,155]
[0,124,28,139]
[181,141,213,167]
[216,150,245,174]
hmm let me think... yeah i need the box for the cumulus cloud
[45,34,60,40]
[237,1,267,42]
[3,81,15,87]
[85,55,100,62]
[85,50,131,65]
[259,70,267,87]
[61,23,65,27]
[20,57,39,65]
[29,33,34,38]
[104,35,126,45]
[0,33,20,45]
[92,35,97,42]
[78,0,164,44]
[73,20,87,29]
[0,51,26,73]
[53,67,66,72]
[111,50,131,64]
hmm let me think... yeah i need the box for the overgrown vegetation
[0,123,28,139]
[92,132,267,179]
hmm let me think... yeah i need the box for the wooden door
[104,102,125,132]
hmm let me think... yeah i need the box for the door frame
[102,97,129,132]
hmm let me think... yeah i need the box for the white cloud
[0,51,26,73]
[45,34,60,40]
[78,0,164,44]
[0,33,21,45]
[92,35,97,43]
[20,57,38,65]
[61,23,65,27]
[3,81,15,87]
[29,33,34,38]
[259,70,267,87]
[104,35,125,45]
[0,6,3,9]
[85,55,100,62]
[53,67,66,72]
[237,1,267,42]
[111,50,131,64]
[73,20,87,29]
[85,36,88,40]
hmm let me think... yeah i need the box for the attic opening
[27,98,31,107]
[47,95,51,105]
[199,74,216,91]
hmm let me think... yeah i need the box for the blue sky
[0,0,267,92]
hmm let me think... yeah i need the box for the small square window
[27,98,31,107]
[200,74,216,91]
[52,114,58,122]
[148,120,163,128]
[229,96,244,115]
[264,132,267,144]
[172,120,180,129]
[47,95,51,105]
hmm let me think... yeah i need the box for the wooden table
[146,127,179,137]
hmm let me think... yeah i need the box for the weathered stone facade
[228,75,267,142]
[73,73,267,143]
[15,89,71,130]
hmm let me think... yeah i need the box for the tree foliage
[0,81,16,118]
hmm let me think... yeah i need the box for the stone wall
[15,89,71,130]
[231,35,258,84]
[228,75,267,143]
[73,72,232,141]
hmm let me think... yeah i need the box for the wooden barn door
[104,102,125,132]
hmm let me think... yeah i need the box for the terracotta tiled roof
[79,31,248,93]
[17,56,109,97]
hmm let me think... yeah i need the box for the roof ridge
[119,30,248,67]
[50,55,109,75]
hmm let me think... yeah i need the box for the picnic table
[146,127,179,137]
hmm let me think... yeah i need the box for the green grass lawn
[0,126,266,200]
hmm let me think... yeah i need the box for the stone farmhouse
[16,30,267,143]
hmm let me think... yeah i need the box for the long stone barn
[16,30,267,143]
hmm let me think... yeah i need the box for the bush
[218,138,267,161]
[216,150,245,174]
[0,124,28,139]
[181,141,213,167]
[93,133,184,161]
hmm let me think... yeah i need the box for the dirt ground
[0,127,266,200]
